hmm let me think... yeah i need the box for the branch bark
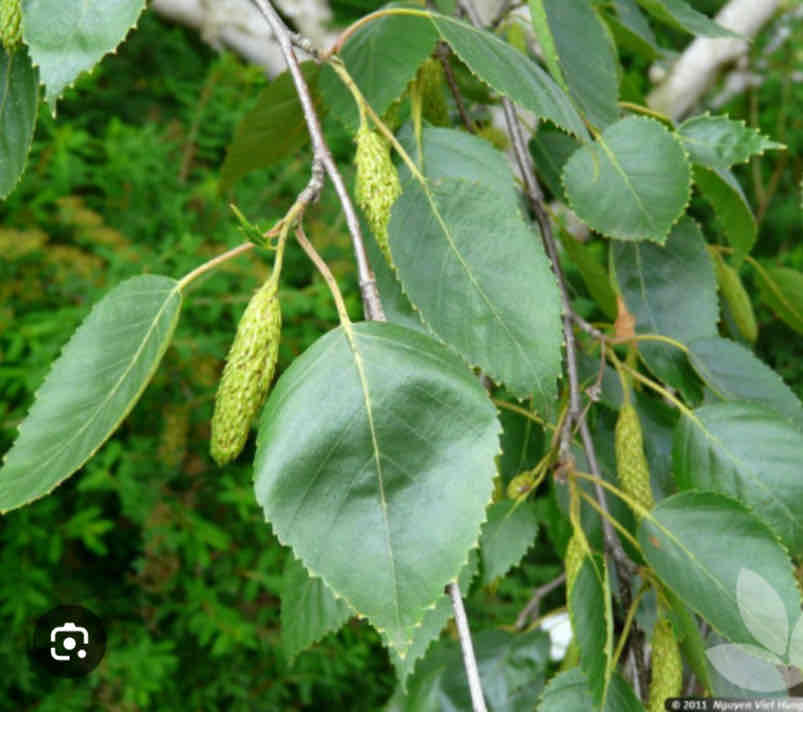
[647,0,782,119]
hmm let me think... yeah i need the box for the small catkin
[615,402,653,510]
[417,57,450,127]
[648,616,683,711]
[0,0,22,50]
[210,276,281,466]
[354,123,401,266]
[564,532,585,592]
[716,258,758,343]
[506,469,534,499]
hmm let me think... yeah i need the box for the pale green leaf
[639,492,801,646]
[254,322,500,655]
[636,0,740,38]
[678,114,784,170]
[673,402,803,555]
[0,46,38,199]
[687,337,803,429]
[612,217,717,397]
[0,275,182,512]
[389,176,562,405]
[694,166,756,265]
[23,0,146,107]
[529,0,620,130]
[563,116,691,243]
[280,554,354,661]
[479,499,539,585]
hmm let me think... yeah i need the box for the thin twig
[448,582,487,712]
[516,572,566,630]
[249,0,384,321]
[436,42,476,133]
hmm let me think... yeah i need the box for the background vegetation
[1,1,800,710]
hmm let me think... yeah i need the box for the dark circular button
[30,605,106,678]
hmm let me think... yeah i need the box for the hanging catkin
[0,0,22,50]
[715,258,758,343]
[648,616,683,711]
[354,123,401,267]
[615,402,653,510]
[210,276,281,465]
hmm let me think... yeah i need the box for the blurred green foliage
[1,2,801,711]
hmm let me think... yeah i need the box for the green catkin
[564,532,585,592]
[417,57,450,127]
[0,0,22,50]
[615,402,654,510]
[354,123,401,266]
[715,258,758,343]
[648,616,683,711]
[210,276,281,466]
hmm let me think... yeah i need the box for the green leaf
[388,550,478,687]
[563,116,691,243]
[479,499,539,585]
[220,62,320,195]
[638,492,802,646]
[390,629,551,711]
[428,14,589,141]
[0,46,38,199]
[253,322,500,655]
[687,337,803,429]
[529,127,579,201]
[389,176,562,405]
[0,275,182,512]
[636,0,740,38]
[399,125,519,214]
[666,589,714,694]
[529,0,620,130]
[694,166,756,265]
[569,554,613,707]
[678,114,784,170]
[22,0,146,107]
[539,668,644,711]
[634,391,678,503]
[673,403,803,556]
[319,12,437,130]
[612,217,717,397]
[607,0,660,57]
[280,554,354,661]
[754,265,803,335]
[560,233,617,320]
[362,214,426,334]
